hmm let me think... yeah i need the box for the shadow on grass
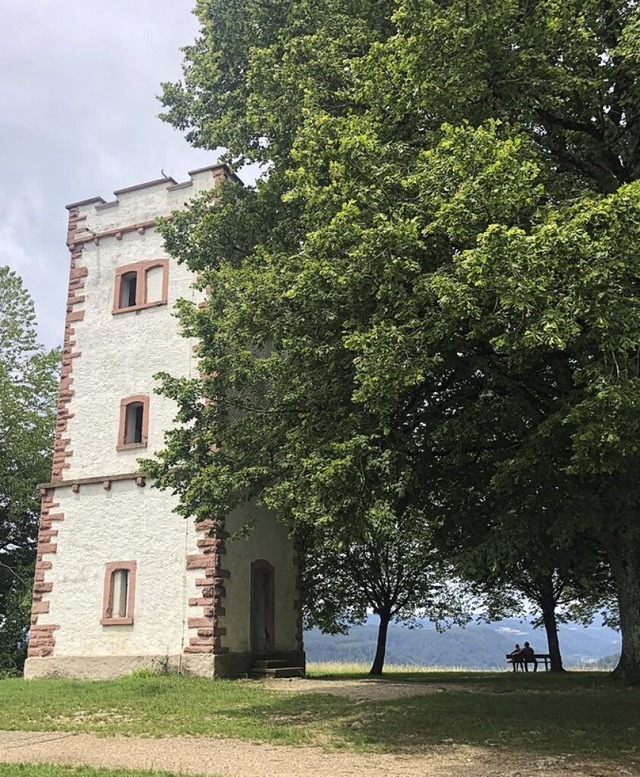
[0,674,637,769]
[227,673,640,767]
[307,668,613,688]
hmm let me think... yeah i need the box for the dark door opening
[251,560,275,655]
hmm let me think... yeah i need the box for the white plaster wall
[39,481,200,657]
[62,171,223,481]
[221,506,298,654]
[64,224,200,480]
[35,170,215,665]
[39,168,299,671]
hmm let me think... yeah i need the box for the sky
[1,1,229,350]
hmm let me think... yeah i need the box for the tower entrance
[251,560,274,654]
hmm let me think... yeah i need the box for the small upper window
[117,395,149,450]
[113,260,168,313]
[119,271,138,309]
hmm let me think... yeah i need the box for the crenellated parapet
[67,165,235,246]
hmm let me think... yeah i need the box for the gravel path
[0,730,625,777]
[0,730,463,776]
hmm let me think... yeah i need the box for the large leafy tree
[0,267,58,673]
[150,186,466,673]
[298,2,640,680]
[152,0,427,671]
[154,0,640,682]
[432,401,616,671]
[301,517,468,675]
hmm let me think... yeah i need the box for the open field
[0,667,637,771]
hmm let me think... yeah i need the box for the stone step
[250,666,305,679]
[253,652,296,661]
[252,659,289,669]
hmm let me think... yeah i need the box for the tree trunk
[538,579,565,672]
[604,535,640,686]
[369,610,391,676]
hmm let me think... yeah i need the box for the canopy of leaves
[153,0,640,680]
[0,267,59,673]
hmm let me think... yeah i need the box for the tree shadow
[224,676,639,769]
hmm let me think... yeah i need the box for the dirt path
[0,730,628,777]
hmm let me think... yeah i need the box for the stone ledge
[39,472,147,493]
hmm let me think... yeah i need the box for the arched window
[101,561,136,626]
[117,395,149,450]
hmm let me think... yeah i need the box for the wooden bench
[506,653,551,671]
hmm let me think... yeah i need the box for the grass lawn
[0,768,216,777]
[0,666,637,770]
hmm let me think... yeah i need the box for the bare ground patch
[261,676,476,701]
[0,731,631,777]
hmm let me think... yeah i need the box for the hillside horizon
[304,617,621,668]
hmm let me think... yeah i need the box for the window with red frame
[113,260,168,313]
[117,395,149,450]
[101,561,136,626]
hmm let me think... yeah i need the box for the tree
[463,540,615,672]
[427,154,640,682]
[431,404,616,672]
[145,228,466,671]
[299,490,470,675]
[0,266,59,674]
[287,0,640,683]
[155,0,640,683]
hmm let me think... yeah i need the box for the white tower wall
[25,168,304,680]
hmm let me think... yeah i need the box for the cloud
[495,627,527,636]
[0,2,220,348]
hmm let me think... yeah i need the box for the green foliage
[153,0,640,682]
[0,266,59,673]
[161,0,396,167]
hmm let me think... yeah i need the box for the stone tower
[24,167,305,679]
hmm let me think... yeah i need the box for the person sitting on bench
[521,641,538,672]
[508,643,524,671]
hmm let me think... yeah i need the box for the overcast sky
[1,1,229,349]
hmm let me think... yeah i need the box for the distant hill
[304,617,621,669]
[577,653,619,670]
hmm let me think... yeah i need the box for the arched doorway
[251,560,275,655]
